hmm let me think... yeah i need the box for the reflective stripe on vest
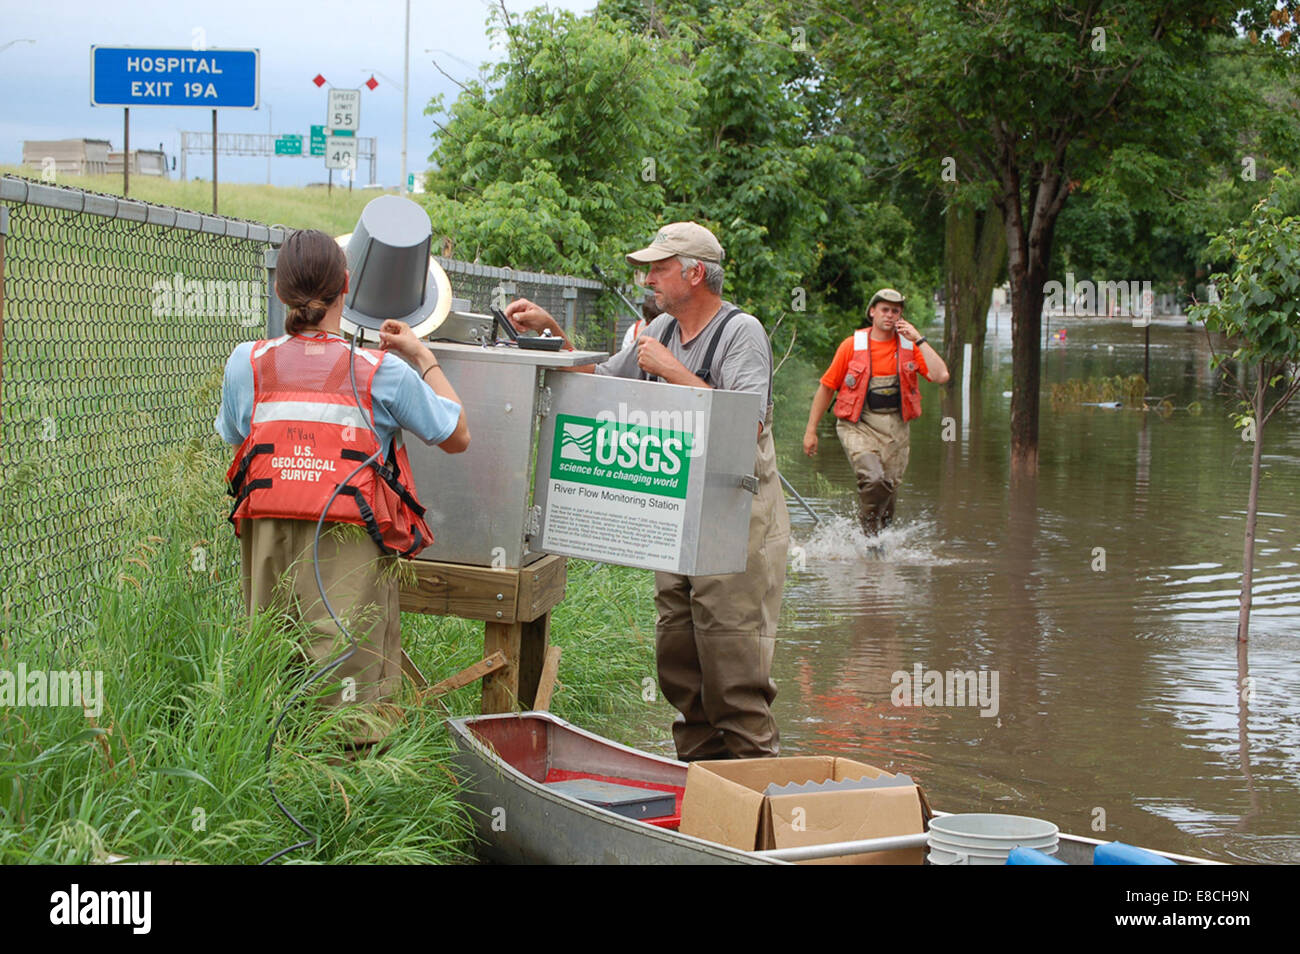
[252,400,368,427]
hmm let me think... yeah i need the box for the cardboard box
[679,756,930,864]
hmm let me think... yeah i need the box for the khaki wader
[241,517,402,745]
[653,410,791,760]
[836,373,911,536]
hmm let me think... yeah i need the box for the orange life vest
[832,335,922,423]
[226,333,433,558]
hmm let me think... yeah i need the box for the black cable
[261,331,382,865]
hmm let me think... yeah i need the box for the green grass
[0,433,665,864]
[2,165,376,234]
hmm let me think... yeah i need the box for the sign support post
[211,109,218,214]
[122,107,130,197]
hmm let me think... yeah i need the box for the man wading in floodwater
[803,288,949,536]
[505,221,790,761]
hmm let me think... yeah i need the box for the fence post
[0,205,7,439]
[563,285,577,339]
[264,246,284,338]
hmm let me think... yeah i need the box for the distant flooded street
[766,313,1300,863]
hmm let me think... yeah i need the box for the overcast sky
[1,0,593,187]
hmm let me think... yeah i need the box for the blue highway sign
[90,47,260,109]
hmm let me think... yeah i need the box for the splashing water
[795,513,959,566]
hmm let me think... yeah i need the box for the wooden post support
[398,554,567,715]
[400,649,428,689]
[419,651,507,701]
[533,646,562,712]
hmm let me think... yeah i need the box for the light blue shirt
[215,334,462,450]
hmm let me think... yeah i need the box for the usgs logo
[560,420,686,475]
[593,424,685,475]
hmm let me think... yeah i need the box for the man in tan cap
[802,288,949,535]
[506,221,790,760]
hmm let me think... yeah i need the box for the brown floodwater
[759,314,1299,864]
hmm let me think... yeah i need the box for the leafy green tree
[423,6,698,273]
[426,0,925,360]
[1190,171,1300,644]
[1053,35,1300,307]
[813,0,1295,474]
[603,0,927,351]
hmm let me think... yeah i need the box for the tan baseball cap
[626,221,725,265]
[868,288,906,310]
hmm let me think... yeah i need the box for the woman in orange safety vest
[216,229,469,742]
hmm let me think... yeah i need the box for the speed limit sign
[325,135,357,170]
[327,88,360,133]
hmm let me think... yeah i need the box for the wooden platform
[399,554,567,714]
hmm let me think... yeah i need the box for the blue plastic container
[1094,841,1177,865]
[1006,846,1067,865]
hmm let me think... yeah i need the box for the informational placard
[274,135,302,155]
[325,135,357,170]
[90,47,259,108]
[310,124,326,156]
[327,88,360,132]
[541,413,694,571]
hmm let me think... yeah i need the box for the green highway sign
[310,125,326,157]
[274,135,303,156]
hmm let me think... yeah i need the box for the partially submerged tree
[1190,171,1300,643]
[815,0,1294,474]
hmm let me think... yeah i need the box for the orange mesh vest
[832,336,922,423]
[226,333,433,558]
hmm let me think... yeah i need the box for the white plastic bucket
[927,814,1060,866]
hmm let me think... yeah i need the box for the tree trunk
[1236,366,1267,644]
[1007,257,1049,477]
[943,198,1005,391]
[1000,164,1065,478]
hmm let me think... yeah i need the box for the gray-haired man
[506,221,790,760]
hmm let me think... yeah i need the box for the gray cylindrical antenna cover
[342,195,441,332]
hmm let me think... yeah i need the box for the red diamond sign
[312,74,326,88]
[365,75,379,91]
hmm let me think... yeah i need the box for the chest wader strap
[637,308,742,385]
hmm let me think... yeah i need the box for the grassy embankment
[0,170,668,863]
[1,165,374,234]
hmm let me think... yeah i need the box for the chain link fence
[0,175,618,636]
